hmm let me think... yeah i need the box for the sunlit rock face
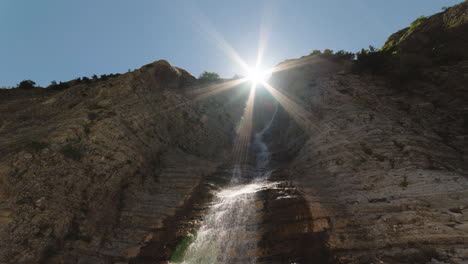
[264,3,468,262]
[0,60,247,263]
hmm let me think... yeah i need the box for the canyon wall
[0,2,466,264]
[266,2,467,263]
[0,60,247,263]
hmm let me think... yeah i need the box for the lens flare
[246,68,271,87]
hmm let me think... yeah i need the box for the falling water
[178,104,278,264]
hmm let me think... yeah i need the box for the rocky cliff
[0,2,467,264]
[264,2,467,263]
[0,60,248,263]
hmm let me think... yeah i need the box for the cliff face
[0,2,467,264]
[384,1,468,65]
[0,60,246,263]
[265,2,467,263]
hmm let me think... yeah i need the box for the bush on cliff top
[198,71,220,82]
[308,49,355,61]
[60,144,83,161]
[17,80,37,89]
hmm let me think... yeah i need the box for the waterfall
[177,103,278,264]
[253,103,278,180]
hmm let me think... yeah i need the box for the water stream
[178,104,278,264]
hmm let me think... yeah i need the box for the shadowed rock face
[267,62,467,262]
[0,60,248,263]
[256,173,332,264]
[263,3,468,262]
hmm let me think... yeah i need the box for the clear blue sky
[0,0,464,87]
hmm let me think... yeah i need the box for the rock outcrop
[264,2,468,263]
[0,60,247,263]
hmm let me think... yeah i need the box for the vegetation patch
[381,40,397,52]
[353,45,393,74]
[16,196,33,205]
[83,124,91,135]
[60,144,83,161]
[169,232,196,263]
[26,140,49,152]
[40,245,58,263]
[105,153,115,160]
[392,140,404,151]
[65,221,91,242]
[88,112,99,121]
[17,80,37,89]
[198,71,220,83]
[48,80,70,90]
[374,153,386,162]
[9,168,26,179]
[399,176,409,188]
[360,143,373,155]
[405,246,439,263]
[87,103,104,111]
[399,16,427,43]
[308,49,355,61]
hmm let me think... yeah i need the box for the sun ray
[261,81,353,146]
[267,55,320,74]
[150,78,248,116]
[255,2,275,69]
[185,6,251,72]
[231,84,256,165]
[260,81,318,134]
[188,77,248,99]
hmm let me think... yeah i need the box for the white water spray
[178,103,278,264]
[253,103,278,180]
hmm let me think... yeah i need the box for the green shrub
[330,50,355,61]
[88,112,98,121]
[198,71,220,82]
[65,221,91,242]
[360,143,373,155]
[17,80,36,89]
[83,125,91,135]
[48,81,70,90]
[26,141,49,152]
[309,49,354,61]
[60,144,83,161]
[354,46,392,74]
[309,49,322,56]
[9,168,26,179]
[323,49,334,56]
[87,103,103,110]
[170,233,196,262]
[16,196,33,205]
[398,16,427,43]
[411,246,439,262]
[381,40,397,52]
[40,244,58,263]
[410,16,426,29]
[399,176,409,187]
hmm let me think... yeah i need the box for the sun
[247,67,271,86]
